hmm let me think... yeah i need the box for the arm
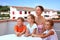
[15,31,20,36]
[25,28,31,37]
[31,28,37,37]
[19,26,26,36]
[14,25,19,35]
[32,28,37,34]
[37,31,54,38]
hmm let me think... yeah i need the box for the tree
[0,5,10,12]
[57,11,60,14]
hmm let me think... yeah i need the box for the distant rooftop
[11,6,60,12]
[11,6,34,11]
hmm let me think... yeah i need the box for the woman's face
[45,22,51,30]
[35,7,42,16]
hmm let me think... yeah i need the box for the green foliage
[0,5,10,20]
[0,14,10,20]
[0,5,10,12]
[57,11,60,14]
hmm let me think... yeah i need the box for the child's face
[45,22,51,30]
[27,16,34,23]
[17,19,23,27]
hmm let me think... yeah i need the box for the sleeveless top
[35,17,44,34]
[43,29,58,40]
[37,23,44,33]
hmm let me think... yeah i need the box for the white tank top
[43,29,58,40]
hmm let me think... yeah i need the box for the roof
[11,6,60,12]
[11,6,35,11]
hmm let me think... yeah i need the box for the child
[14,17,26,37]
[25,14,37,37]
[32,20,58,40]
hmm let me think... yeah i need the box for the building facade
[10,6,58,19]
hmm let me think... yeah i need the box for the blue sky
[0,0,60,10]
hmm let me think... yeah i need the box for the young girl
[14,17,26,37]
[32,20,58,40]
[25,14,37,37]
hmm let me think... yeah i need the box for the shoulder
[43,30,54,36]
[48,29,54,35]
[14,25,18,29]
[33,23,37,28]
[26,23,30,28]
[42,17,46,24]
[27,23,30,26]
[23,25,26,29]
[33,23,37,26]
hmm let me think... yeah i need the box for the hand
[31,34,37,37]
[17,33,20,37]
[31,34,34,37]
[16,33,22,37]
[24,33,31,37]
[24,34,29,37]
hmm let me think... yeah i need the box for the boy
[14,17,26,37]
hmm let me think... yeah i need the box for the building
[10,6,35,19]
[10,6,58,19]
[42,9,58,19]
[0,11,10,20]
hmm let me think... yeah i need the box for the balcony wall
[0,20,28,36]
[0,20,60,40]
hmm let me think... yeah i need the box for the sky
[0,0,60,10]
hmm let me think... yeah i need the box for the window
[44,15,49,17]
[24,17,27,19]
[28,11,30,14]
[44,11,46,14]
[25,11,27,14]
[12,17,15,19]
[19,11,22,14]
[12,11,15,15]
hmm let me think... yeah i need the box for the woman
[35,6,46,34]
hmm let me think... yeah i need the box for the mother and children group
[14,6,58,40]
